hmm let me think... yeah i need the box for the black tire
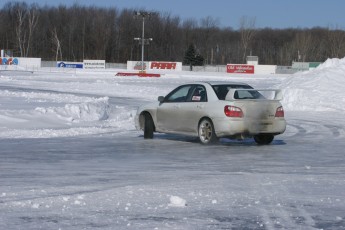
[254,134,274,145]
[198,118,218,144]
[143,113,154,139]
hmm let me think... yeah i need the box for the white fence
[2,60,299,74]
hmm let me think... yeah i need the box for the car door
[177,85,208,133]
[156,85,193,132]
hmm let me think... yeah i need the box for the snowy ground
[1,59,345,229]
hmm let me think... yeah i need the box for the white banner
[83,60,105,69]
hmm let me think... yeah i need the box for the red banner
[227,64,254,74]
[115,72,161,77]
[151,62,177,70]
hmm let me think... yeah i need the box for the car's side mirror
[158,96,165,102]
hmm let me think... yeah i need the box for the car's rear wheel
[254,134,274,145]
[198,118,217,144]
[144,113,154,139]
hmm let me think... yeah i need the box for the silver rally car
[135,81,286,145]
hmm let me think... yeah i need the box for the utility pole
[134,11,153,73]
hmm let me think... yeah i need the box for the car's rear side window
[188,85,207,102]
[212,85,253,100]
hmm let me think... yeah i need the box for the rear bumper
[213,117,286,138]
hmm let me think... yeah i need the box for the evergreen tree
[183,44,204,71]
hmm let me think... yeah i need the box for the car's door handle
[197,105,204,109]
[174,104,180,108]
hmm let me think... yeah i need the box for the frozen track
[1,112,345,229]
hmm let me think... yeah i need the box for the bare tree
[239,16,256,63]
[327,27,345,58]
[13,3,39,57]
[199,16,219,64]
[15,3,26,57]
[51,27,62,61]
[293,31,312,62]
[181,18,198,46]
[117,9,140,62]
[25,4,39,57]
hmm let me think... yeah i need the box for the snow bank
[280,57,345,112]
[35,97,110,122]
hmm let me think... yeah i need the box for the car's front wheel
[198,118,218,144]
[143,113,154,139]
[254,134,274,145]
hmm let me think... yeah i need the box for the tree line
[1,1,345,66]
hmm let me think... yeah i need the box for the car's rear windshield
[212,84,254,100]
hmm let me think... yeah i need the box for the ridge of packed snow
[280,57,345,112]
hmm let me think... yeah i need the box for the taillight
[275,106,284,117]
[224,105,243,117]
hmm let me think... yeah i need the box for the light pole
[134,11,153,73]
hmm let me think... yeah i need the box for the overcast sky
[1,0,344,29]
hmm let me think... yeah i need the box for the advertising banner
[126,61,147,70]
[0,57,19,65]
[150,62,177,70]
[83,60,105,69]
[227,64,254,74]
[1,57,41,69]
[57,61,83,68]
[127,61,182,71]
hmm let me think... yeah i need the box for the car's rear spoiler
[225,89,283,101]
